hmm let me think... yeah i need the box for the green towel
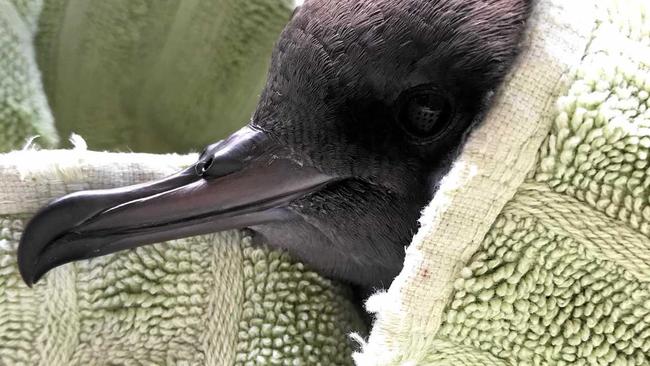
[356,0,650,364]
[0,149,366,365]
[0,0,58,151]
[1,0,292,153]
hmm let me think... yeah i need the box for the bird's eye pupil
[398,89,453,140]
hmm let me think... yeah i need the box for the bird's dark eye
[397,88,454,141]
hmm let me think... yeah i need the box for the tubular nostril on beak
[194,126,268,179]
[197,156,243,179]
[196,157,214,175]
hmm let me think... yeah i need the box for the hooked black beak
[18,126,338,286]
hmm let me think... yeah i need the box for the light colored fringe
[354,0,597,364]
[0,148,195,215]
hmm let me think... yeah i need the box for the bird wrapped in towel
[18,0,533,292]
[8,0,650,365]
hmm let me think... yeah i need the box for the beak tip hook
[18,265,34,287]
[17,248,38,287]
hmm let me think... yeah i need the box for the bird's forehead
[267,0,525,105]
[287,0,442,98]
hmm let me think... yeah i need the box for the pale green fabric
[0,0,58,151]
[357,0,650,364]
[1,0,292,153]
[0,149,365,365]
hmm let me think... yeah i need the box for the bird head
[18,0,531,288]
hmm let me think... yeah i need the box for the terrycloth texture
[1,0,292,153]
[0,149,365,365]
[0,0,58,151]
[356,0,650,365]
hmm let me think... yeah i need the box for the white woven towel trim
[0,149,195,215]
